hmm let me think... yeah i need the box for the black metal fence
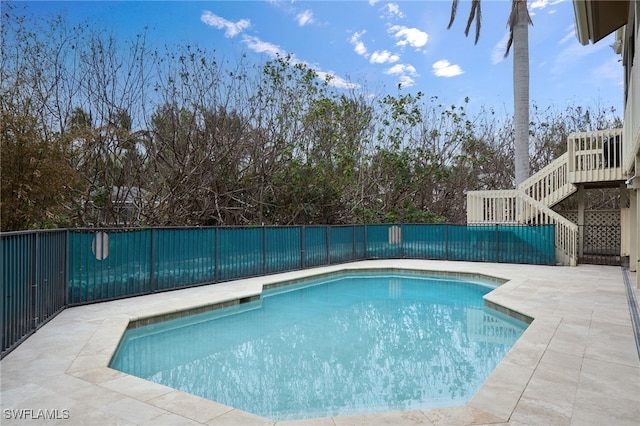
[2,230,67,358]
[2,224,555,358]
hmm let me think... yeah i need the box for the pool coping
[2,259,638,425]
[126,267,515,329]
[81,264,533,423]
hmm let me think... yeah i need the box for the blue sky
[20,0,624,116]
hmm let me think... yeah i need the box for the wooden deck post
[577,185,585,259]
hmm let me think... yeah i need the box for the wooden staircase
[467,129,624,266]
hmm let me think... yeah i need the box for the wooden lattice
[558,210,621,254]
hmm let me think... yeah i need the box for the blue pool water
[110,272,528,420]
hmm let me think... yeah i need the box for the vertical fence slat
[215,227,219,283]
[148,229,154,293]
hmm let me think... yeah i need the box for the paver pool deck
[1,260,639,425]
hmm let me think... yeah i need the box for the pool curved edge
[67,260,550,425]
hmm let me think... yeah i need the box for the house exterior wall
[621,5,639,177]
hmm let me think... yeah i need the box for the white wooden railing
[467,190,578,266]
[568,129,624,183]
[467,190,519,224]
[467,151,578,226]
[520,152,576,207]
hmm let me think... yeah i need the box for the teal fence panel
[444,225,556,265]
[68,229,152,304]
[154,228,216,291]
[401,224,448,259]
[363,224,554,265]
[365,224,402,258]
[217,227,264,281]
[446,225,495,262]
[329,226,357,264]
[354,225,366,259]
[496,225,555,265]
[266,227,302,273]
[303,226,329,267]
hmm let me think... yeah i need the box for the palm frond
[463,0,482,44]
[474,1,482,44]
[447,0,459,29]
[504,32,514,58]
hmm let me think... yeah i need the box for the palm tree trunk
[513,0,530,187]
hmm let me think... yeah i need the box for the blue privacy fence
[2,224,555,357]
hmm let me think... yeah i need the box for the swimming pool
[110,271,528,420]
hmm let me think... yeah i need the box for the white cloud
[385,3,405,19]
[370,50,400,64]
[384,64,417,88]
[241,35,285,58]
[204,11,359,92]
[296,9,314,26]
[397,75,415,88]
[316,71,359,90]
[529,0,549,10]
[241,34,359,90]
[201,11,250,38]
[432,60,463,77]
[369,0,380,5]
[385,63,417,76]
[388,25,428,49]
[491,31,510,64]
[529,0,565,10]
[558,24,577,45]
[350,31,368,57]
[590,56,623,87]
[354,41,367,56]
[551,38,610,75]
[529,0,565,16]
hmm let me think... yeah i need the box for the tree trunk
[513,0,530,187]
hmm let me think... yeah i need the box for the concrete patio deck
[1,260,639,425]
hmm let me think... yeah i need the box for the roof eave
[573,0,629,45]
[573,0,591,45]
